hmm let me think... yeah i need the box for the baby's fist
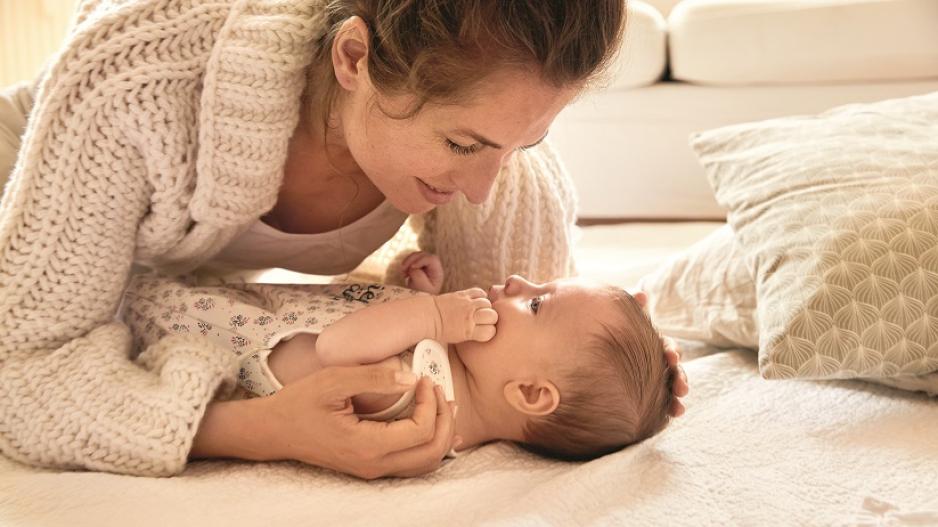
[401,251,444,294]
[431,288,498,343]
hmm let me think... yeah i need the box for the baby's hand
[430,288,498,343]
[401,251,444,294]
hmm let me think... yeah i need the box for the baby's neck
[446,344,521,451]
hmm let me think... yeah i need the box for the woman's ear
[503,379,560,416]
[332,16,370,91]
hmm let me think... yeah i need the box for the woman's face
[335,65,579,214]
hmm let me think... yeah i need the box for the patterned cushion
[691,91,938,382]
[638,224,759,350]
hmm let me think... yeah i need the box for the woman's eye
[445,139,479,156]
[530,296,542,314]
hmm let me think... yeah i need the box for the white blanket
[2,349,936,526]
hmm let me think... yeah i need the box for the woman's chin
[393,194,436,215]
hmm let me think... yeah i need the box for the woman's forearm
[190,396,282,462]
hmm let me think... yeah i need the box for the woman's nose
[455,167,500,205]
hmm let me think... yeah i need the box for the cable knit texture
[0,0,577,477]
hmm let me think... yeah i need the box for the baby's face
[455,275,618,387]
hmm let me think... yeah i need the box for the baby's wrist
[421,296,445,341]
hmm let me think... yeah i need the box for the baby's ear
[503,380,560,417]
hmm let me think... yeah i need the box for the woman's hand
[632,290,689,417]
[662,336,689,417]
[431,288,498,343]
[402,251,445,294]
[262,364,459,480]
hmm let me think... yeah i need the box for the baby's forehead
[553,278,616,301]
[552,280,622,322]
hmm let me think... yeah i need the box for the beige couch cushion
[642,0,684,16]
[607,0,668,89]
[669,0,938,85]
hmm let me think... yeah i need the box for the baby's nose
[504,274,532,293]
[488,284,504,301]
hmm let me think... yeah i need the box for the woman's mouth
[417,178,456,205]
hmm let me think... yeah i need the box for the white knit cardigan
[0,0,577,477]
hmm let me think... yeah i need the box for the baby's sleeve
[121,274,280,357]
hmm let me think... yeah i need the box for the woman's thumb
[316,365,419,402]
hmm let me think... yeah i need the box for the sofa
[553,0,938,220]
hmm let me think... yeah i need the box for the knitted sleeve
[410,140,579,292]
[0,1,242,476]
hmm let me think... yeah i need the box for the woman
[0,0,687,480]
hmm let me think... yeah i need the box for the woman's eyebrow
[453,129,549,150]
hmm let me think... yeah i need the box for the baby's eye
[529,296,542,314]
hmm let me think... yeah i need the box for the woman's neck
[268,115,384,234]
[447,344,524,451]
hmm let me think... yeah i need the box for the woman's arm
[0,2,248,476]
[0,119,239,477]
[190,396,275,461]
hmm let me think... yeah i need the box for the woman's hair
[305,0,627,125]
[518,287,674,461]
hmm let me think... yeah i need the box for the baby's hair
[518,287,674,461]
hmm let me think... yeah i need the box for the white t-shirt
[209,200,408,275]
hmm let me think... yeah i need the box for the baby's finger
[474,308,498,325]
[400,252,424,274]
[471,297,492,310]
[418,256,444,284]
[464,287,487,299]
[407,256,443,289]
[472,325,496,342]
[409,252,436,268]
[407,268,434,292]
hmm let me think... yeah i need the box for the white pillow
[638,224,758,349]
[691,91,938,388]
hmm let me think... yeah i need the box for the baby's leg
[267,333,407,415]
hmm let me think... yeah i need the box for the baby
[121,253,675,461]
